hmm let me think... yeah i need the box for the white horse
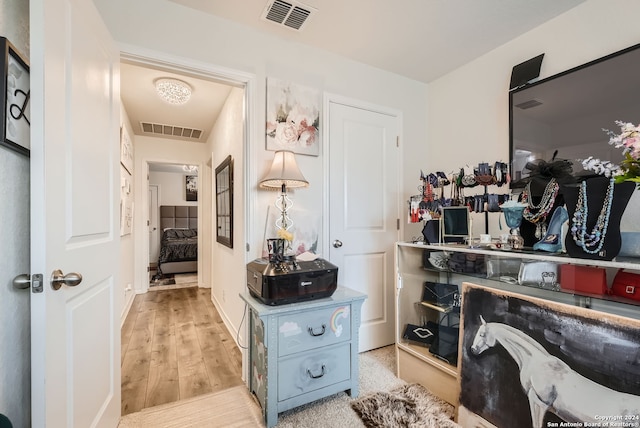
[470,316,640,428]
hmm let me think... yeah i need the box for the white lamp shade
[260,150,309,189]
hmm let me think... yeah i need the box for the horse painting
[471,316,640,428]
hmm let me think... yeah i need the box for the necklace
[521,179,559,238]
[570,178,615,255]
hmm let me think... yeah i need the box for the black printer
[246,257,338,305]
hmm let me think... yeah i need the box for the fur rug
[350,383,459,428]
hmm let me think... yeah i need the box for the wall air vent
[140,121,203,140]
[515,99,543,110]
[261,0,315,31]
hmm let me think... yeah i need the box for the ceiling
[120,61,233,144]
[121,0,585,146]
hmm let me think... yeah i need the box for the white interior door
[149,184,160,264]
[30,0,121,426]
[328,100,400,352]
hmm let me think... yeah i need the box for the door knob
[12,274,30,290]
[333,240,343,248]
[50,269,83,290]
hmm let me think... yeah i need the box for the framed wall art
[120,125,133,174]
[459,283,640,428]
[215,155,233,248]
[265,77,320,156]
[0,37,30,157]
[185,175,198,201]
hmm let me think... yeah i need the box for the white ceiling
[120,62,233,143]
[169,0,585,83]
[121,0,586,143]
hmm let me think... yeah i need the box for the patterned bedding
[158,228,197,273]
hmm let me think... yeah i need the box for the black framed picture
[215,155,234,248]
[0,37,30,157]
[185,175,197,201]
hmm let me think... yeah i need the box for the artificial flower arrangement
[581,121,640,186]
[277,228,294,243]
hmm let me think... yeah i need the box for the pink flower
[287,104,316,134]
[298,127,317,147]
[275,122,300,147]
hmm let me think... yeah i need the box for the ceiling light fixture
[183,164,198,173]
[154,78,192,105]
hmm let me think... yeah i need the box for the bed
[157,205,198,275]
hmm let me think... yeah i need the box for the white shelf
[403,241,640,271]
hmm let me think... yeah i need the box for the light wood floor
[120,286,243,416]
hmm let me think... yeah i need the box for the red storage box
[610,270,640,302]
[559,265,607,295]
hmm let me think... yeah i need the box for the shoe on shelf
[533,206,569,253]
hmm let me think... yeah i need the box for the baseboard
[210,291,248,384]
[120,288,137,329]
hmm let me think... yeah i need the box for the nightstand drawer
[278,304,351,356]
[277,343,351,401]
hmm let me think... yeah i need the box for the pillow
[162,228,197,240]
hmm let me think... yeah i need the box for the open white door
[328,100,400,352]
[30,0,121,426]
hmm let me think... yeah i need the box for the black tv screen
[509,43,640,183]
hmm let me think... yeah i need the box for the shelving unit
[394,241,640,410]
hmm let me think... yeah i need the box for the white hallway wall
[120,106,136,318]
[94,0,429,343]
[149,170,200,207]
[206,87,244,327]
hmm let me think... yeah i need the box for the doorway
[147,162,200,289]
[118,51,253,414]
[327,98,401,352]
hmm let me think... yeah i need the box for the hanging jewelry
[570,178,615,255]
[521,178,559,237]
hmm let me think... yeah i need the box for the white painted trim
[118,43,254,87]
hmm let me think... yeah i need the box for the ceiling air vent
[515,99,543,110]
[140,122,203,140]
[261,0,315,31]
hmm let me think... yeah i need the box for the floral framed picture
[266,78,320,156]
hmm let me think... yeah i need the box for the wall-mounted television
[509,43,640,184]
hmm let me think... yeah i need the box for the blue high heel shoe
[533,206,568,252]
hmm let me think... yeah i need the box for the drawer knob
[308,324,326,337]
[307,365,326,379]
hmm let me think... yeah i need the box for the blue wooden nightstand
[240,287,366,427]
